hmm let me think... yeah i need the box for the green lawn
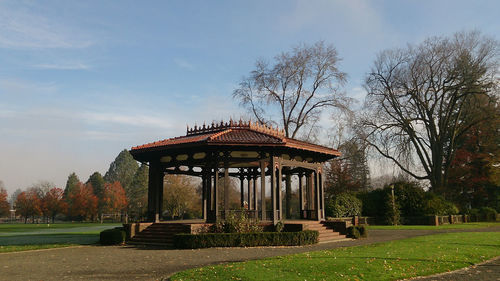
[0,222,121,253]
[170,232,500,281]
[367,222,500,230]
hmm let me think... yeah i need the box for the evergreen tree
[64,172,80,199]
[86,172,105,215]
[104,149,139,192]
[127,164,149,220]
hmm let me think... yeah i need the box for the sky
[0,0,499,194]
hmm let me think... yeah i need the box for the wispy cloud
[0,3,93,49]
[81,112,173,129]
[32,62,91,70]
[174,58,195,70]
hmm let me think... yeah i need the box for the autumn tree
[102,182,128,217]
[15,190,42,223]
[163,175,200,219]
[0,184,10,218]
[359,31,499,194]
[41,187,67,223]
[233,41,349,218]
[448,98,500,210]
[325,138,370,196]
[66,182,98,221]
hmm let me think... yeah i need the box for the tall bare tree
[233,41,349,139]
[233,41,349,218]
[358,31,499,194]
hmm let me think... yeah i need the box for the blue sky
[0,0,498,193]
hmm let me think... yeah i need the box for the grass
[367,222,500,230]
[0,222,120,233]
[0,222,121,253]
[170,232,500,281]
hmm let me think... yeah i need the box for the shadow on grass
[0,234,99,246]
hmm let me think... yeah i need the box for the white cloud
[0,4,93,49]
[174,58,195,70]
[81,112,174,129]
[32,62,90,70]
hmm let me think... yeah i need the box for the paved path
[0,227,499,281]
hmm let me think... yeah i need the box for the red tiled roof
[131,121,340,157]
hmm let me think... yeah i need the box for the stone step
[130,237,173,243]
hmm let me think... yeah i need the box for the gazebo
[130,120,340,224]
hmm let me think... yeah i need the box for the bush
[357,225,368,238]
[357,189,386,217]
[275,221,284,232]
[479,207,497,222]
[347,225,368,239]
[325,193,362,218]
[100,227,126,245]
[393,181,426,216]
[423,193,458,215]
[207,212,263,233]
[468,208,480,222]
[174,230,319,249]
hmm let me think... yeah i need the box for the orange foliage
[67,182,98,220]
[15,190,42,223]
[41,187,67,222]
[102,181,128,214]
[0,188,10,217]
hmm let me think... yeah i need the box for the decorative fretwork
[186,119,285,139]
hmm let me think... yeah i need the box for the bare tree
[233,41,349,218]
[233,41,349,140]
[358,31,499,194]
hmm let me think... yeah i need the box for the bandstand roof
[130,120,340,162]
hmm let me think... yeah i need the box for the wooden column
[298,173,304,219]
[147,159,164,222]
[315,170,321,221]
[260,161,266,221]
[224,164,229,219]
[320,171,325,220]
[247,174,252,210]
[206,169,212,222]
[202,169,207,220]
[240,171,245,208]
[253,170,258,214]
[213,168,219,221]
[277,162,282,221]
[270,157,277,224]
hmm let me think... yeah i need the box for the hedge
[100,227,126,245]
[347,225,367,239]
[174,230,319,249]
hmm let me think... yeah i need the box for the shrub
[174,230,319,249]
[347,225,368,239]
[357,189,386,217]
[347,226,360,239]
[275,221,284,232]
[358,225,368,238]
[479,207,497,222]
[100,227,126,245]
[468,208,480,222]
[423,193,458,215]
[325,193,362,218]
[393,181,426,216]
[206,212,263,233]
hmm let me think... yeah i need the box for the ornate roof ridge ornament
[186,119,285,138]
